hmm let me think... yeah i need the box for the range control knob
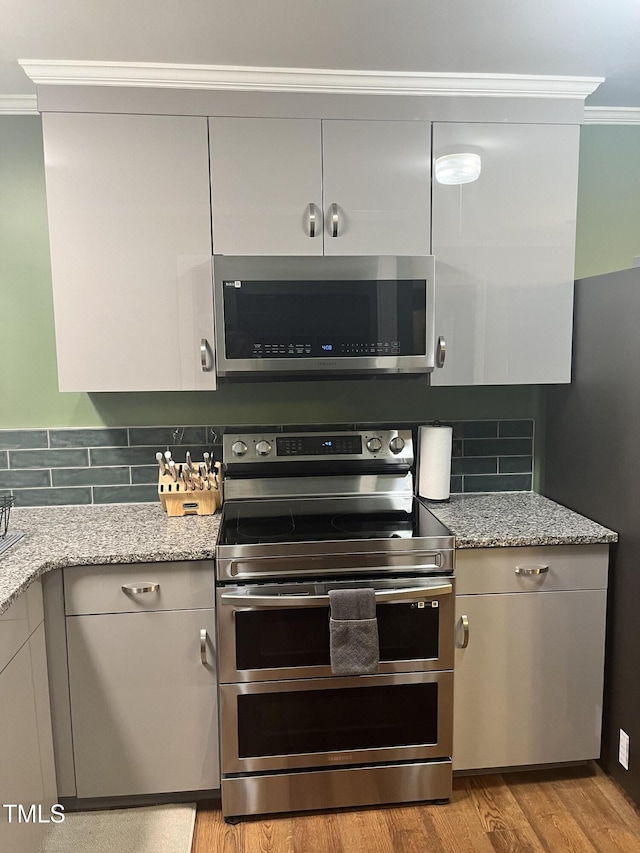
[389,436,406,454]
[366,437,383,453]
[231,440,248,457]
[255,440,273,457]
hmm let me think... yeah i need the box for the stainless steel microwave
[212,255,439,380]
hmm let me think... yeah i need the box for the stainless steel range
[215,428,455,821]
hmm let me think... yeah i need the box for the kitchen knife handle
[200,629,208,665]
[459,614,470,649]
[330,203,340,237]
[121,582,160,594]
[200,338,212,372]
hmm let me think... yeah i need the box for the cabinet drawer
[0,580,44,674]
[455,544,609,595]
[64,562,214,615]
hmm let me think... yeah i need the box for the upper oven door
[213,255,435,378]
[217,576,454,683]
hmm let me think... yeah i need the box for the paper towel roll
[418,424,453,501]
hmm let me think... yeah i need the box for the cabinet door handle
[515,565,550,576]
[329,203,340,237]
[307,203,321,238]
[200,338,212,372]
[459,614,469,648]
[436,336,446,368]
[200,629,208,665]
[121,582,160,594]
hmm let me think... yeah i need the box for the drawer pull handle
[200,629,208,665]
[515,565,549,576]
[121,582,160,594]
[460,614,469,649]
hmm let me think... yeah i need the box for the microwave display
[221,280,427,359]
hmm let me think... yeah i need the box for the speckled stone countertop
[0,493,618,616]
[423,492,617,549]
[0,503,221,616]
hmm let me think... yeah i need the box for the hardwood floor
[191,765,640,852]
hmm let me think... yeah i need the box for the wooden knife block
[158,462,222,516]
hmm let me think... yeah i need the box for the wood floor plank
[241,816,296,853]
[461,773,548,851]
[426,783,498,853]
[385,804,447,853]
[291,812,344,853]
[507,771,599,853]
[486,827,545,853]
[192,765,640,853]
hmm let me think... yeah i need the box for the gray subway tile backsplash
[454,421,499,439]
[51,467,131,487]
[12,487,92,507]
[462,437,533,458]
[0,469,51,489]
[8,448,90,469]
[451,457,498,476]
[0,430,48,450]
[462,473,533,494]
[499,456,533,474]
[499,420,535,438]
[129,426,208,447]
[49,428,129,448]
[0,419,534,506]
[131,466,161,485]
[92,485,158,504]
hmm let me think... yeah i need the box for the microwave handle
[220,583,452,608]
[436,336,446,368]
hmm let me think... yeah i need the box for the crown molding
[583,107,640,125]
[0,94,38,114]
[18,60,604,100]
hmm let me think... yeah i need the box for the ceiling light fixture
[435,152,482,185]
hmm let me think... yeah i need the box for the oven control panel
[223,429,413,466]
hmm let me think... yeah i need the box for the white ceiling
[3,0,640,106]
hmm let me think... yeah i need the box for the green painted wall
[4,118,638,433]
[575,125,640,279]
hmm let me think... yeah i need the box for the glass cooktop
[218,496,451,546]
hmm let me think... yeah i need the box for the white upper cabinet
[321,120,431,256]
[209,118,323,256]
[42,113,216,392]
[209,118,431,256]
[431,122,579,385]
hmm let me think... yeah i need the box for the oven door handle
[220,583,453,608]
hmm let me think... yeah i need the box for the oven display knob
[389,436,405,454]
[255,440,272,457]
[366,437,383,453]
[231,440,248,457]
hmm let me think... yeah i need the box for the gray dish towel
[328,588,380,676]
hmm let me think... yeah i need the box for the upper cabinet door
[321,120,431,256]
[209,117,323,256]
[209,117,431,257]
[42,113,215,392]
[431,122,579,386]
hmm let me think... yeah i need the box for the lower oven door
[217,575,454,683]
[220,671,453,774]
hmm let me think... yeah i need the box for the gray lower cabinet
[0,583,57,853]
[49,561,220,800]
[66,608,218,798]
[453,545,608,771]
